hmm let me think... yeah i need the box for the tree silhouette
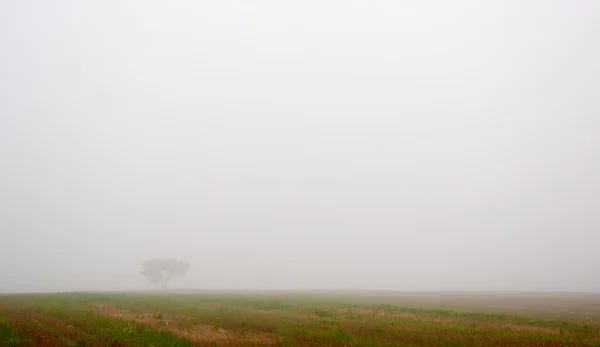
[141,259,190,290]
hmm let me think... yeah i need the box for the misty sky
[1,0,599,292]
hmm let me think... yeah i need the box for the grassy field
[1,291,599,346]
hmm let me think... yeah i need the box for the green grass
[0,315,27,346]
[0,292,599,346]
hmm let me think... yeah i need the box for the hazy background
[1,0,599,293]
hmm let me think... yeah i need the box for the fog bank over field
[1,0,599,293]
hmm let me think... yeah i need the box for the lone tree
[141,259,190,290]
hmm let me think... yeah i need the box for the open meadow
[1,291,599,346]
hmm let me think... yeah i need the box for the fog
[1,0,599,293]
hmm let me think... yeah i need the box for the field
[1,291,599,346]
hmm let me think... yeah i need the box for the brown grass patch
[489,322,560,334]
[1,310,71,346]
[94,304,281,346]
[346,308,562,334]
[238,307,317,320]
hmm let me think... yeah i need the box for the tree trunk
[161,273,172,290]
[162,273,172,290]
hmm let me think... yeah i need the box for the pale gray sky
[1,0,599,292]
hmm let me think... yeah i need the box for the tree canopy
[141,259,190,290]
